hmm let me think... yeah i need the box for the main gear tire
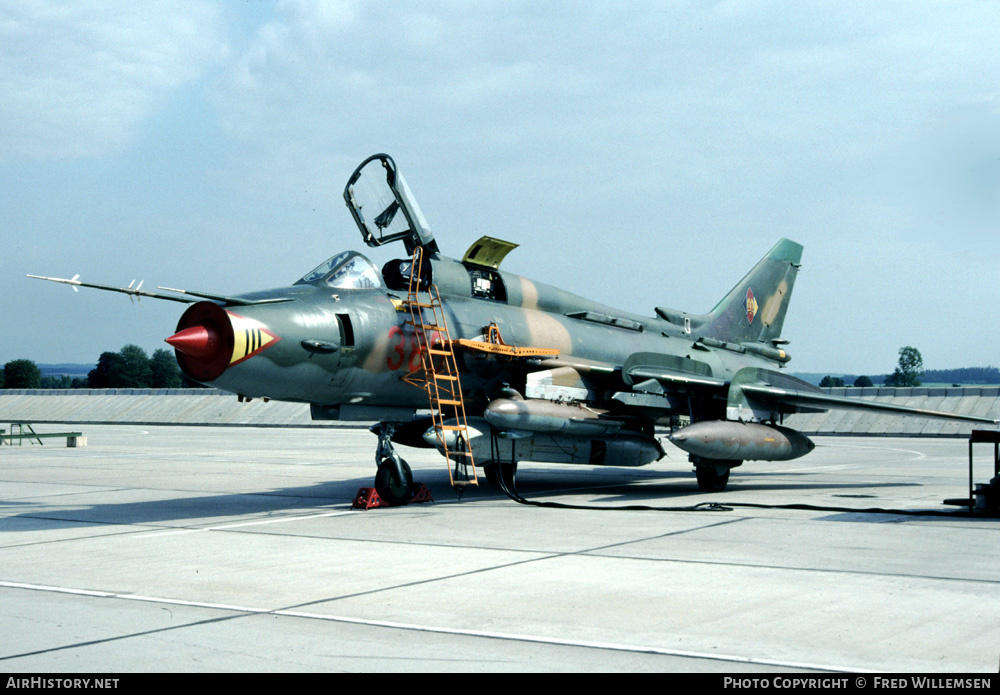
[695,463,731,492]
[483,461,517,490]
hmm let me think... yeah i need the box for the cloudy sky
[3,1,998,375]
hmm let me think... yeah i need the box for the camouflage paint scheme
[201,240,799,417]
[30,154,997,497]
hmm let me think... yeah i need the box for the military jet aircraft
[30,153,998,505]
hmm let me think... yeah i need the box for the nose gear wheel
[371,422,415,506]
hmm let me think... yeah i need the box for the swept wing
[717,366,996,425]
[730,372,998,424]
[610,354,997,426]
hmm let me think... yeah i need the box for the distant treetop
[885,346,924,388]
[3,359,41,389]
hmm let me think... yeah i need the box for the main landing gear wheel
[375,457,413,506]
[483,460,517,489]
[695,463,731,492]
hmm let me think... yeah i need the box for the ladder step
[403,319,445,328]
[404,247,477,489]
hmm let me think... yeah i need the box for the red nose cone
[168,301,234,383]
[166,325,220,359]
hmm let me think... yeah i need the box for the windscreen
[296,251,382,290]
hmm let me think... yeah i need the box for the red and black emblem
[744,288,758,325]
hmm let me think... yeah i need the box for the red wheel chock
[352,484,433,510]
[410,484,434,504]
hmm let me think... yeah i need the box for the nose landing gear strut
[352,423,433,509]
[373,422,413,505]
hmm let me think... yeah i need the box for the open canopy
[343,154,438,254]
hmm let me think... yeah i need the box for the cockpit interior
[296,251,383,290]
[298,249,508,304]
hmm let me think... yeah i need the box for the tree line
[819,346,1000,388]
[5,343,996,390]
[820,346,924,387]
[1,346,205,389]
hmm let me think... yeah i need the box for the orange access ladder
[401,247,478,492]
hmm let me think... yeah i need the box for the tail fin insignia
[744,288,758,326]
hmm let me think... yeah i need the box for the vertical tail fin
[697,238,803,345]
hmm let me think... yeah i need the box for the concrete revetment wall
[0,387,998,436]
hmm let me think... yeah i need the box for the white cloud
[0,0,227,158]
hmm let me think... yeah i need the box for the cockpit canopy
[343,154,438,254]
[295,251,382,290]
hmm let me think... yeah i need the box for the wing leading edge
[616,356,997,426]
